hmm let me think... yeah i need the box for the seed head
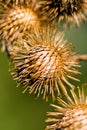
[0,2,39,43]
[10,27,80,101]
[46,86,87,130]
[37,0,87,26]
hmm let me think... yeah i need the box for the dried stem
[71,54,87,62]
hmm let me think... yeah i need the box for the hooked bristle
[0,0,36,5]
[37,0,87,26]
[46,86,87,130]
[10,27,80,101]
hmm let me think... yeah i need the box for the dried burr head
[10,27,80,101]
[0,1,40,44]
[46,85,87,130]
[37,0,87,27]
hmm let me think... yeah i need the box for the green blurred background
[0,22,87,130]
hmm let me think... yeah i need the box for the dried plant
[37,0,87,26]
[0,0,87,129]
[0,0,36,5]
[0,1,39,44]
[46,86,87,130]
[10,27,80,101]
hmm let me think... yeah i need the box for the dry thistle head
[37,0,87,26]
[46,86,87,130]
[0,1,39,44]
[10,27,80,101]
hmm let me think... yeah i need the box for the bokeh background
[0,22,87,130]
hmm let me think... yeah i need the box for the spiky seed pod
[10,27,80,101]
[0,2,40,44]
[46,86,87,130]
[37,0,87,26]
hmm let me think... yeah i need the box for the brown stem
[71,54,87,62]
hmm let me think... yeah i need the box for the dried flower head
[10,27,80,101]
[37,0,87,26]
[0,1,39,43]
[46,86,87,130]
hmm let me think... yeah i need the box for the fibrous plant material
[3,0,37,6]
[10,27,80,101]
[46,86,87,130]
[37,0,87,26]
[3,0,28,4]
[0,1,39,44]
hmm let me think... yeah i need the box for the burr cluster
[0,0,87,129]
